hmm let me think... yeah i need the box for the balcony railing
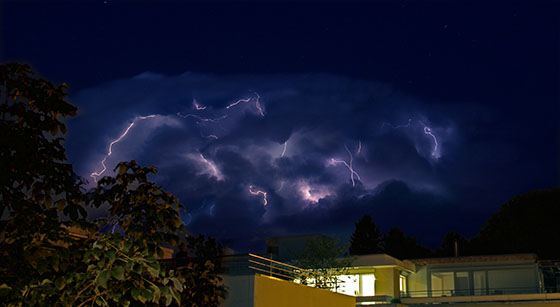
[401,286,554,298]
[247,253,340,291]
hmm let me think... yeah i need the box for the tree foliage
[434,231,468,257]
[177,235,225,307]
[291,236,353,290]
[382,227,432,259]
[469,188,560,259]
[349,214,381,255]
[0,62,225,306]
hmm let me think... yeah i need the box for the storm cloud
[65,72,545,251]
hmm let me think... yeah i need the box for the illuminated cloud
[66,71,513,251]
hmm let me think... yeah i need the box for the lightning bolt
[226,97,251,109]
[225,93,265,116]
[90,115,156,182]
[249,185,268,206]
[382,118,440,158]
[421,123,439,157]
[177,112,227,123]
[329,145,361,187]
[192,98,206,110]
[254,92,265,116]
[357,140,362,155]
[281,141,288,157]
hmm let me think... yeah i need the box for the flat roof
[409,253,537,266]
[351,253,416,272]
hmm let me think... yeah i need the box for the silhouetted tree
[292,236,353,290]
[382,227,432,259]
[470,188,560,259]
[435,231,469,257]
[349,215,382,255]
[178,235,225,307]
[0,63,225,306]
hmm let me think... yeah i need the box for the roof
[351,253,416,272]
[409,253,538,266]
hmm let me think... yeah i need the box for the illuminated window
[360,274,375,296]
[336,273,375,297]
[400,275,407,293]
[337,274,360,296]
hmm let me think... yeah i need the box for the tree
[435,231,468,257]
[291,236,353,290]
[0,62,225,306]
[0,62,88,305]
[470,188,560,259]
[178,235,226,307]
[382,227,432,259]
[349,214,382,255]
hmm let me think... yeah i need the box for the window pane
[431,272,454,297]
[455,272,470,296]
[361,274,376,296]
[474,271,487,296]
[337,274,360,296]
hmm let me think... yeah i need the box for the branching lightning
[382,118,440,158]
[249,185,268,206]
[225,93,265,116]
[329,145,361,187]
[90,115,156,182]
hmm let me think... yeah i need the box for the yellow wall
[375,267,400,299]
[253,274,355,307]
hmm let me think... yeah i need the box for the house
[218,236,560,306]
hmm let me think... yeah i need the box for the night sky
[2,1,559,251]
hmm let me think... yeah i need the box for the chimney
[454,239,459,257]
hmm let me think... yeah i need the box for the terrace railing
[247,253,337,290]
[402,286,549,298]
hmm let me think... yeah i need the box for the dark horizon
[2,0,559,252]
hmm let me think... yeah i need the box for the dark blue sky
[2,0,559,251]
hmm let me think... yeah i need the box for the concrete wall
[375,268,400,299]
[253,274,355,307]
[408,266,428,294]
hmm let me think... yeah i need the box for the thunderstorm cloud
[65,72,551,251]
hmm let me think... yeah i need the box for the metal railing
[247,253,335,289]
[402,287,550,298]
